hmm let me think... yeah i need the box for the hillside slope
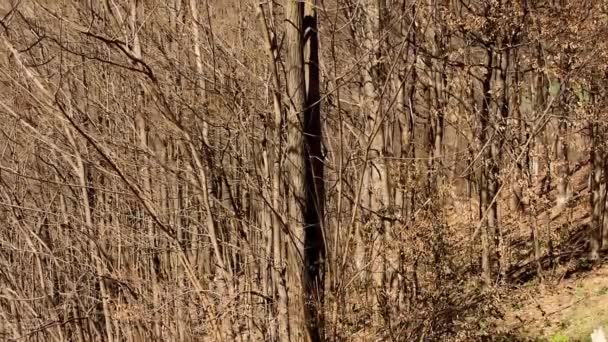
[503,261,608,341]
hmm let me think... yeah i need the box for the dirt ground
[503,262,608,341]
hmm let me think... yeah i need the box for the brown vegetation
[0,0,607,341]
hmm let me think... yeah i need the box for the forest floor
[495,163,608,341]
[502,259,608,341]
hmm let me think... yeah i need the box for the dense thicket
[0,0,607,341]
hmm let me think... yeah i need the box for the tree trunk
[303,4,326,340]
[359,0,391,325]
[590,122,603,260]
[284,1,325,340]
[479,47,494,285]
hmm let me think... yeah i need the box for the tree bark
[590,122,603,260]
[303,5,326,341]
[284,1,325,340]
[359,0,391,325]
[479,47,494,285]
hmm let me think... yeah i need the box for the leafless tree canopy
[0,0,607,341]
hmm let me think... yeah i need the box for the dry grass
[503,262,608,341]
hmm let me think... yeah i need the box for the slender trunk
[189,1,236,338]
[556,47,572,211]
[590,122,603,260]
[168,2,186,339]
[602,154,608,250]
[511,47,526,212]
[555,114,570,209]
[535,43,550,274]
[303,5,326,340]
[479,47,493,285]
[71,128,114,342]
[397,16,416,216]
[357,0,392,325]
[258,3,289,340]
[494,48,511,279]
[284,1,325,340]
[129,2,161,337]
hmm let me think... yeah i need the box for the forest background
[0,0,607,341]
